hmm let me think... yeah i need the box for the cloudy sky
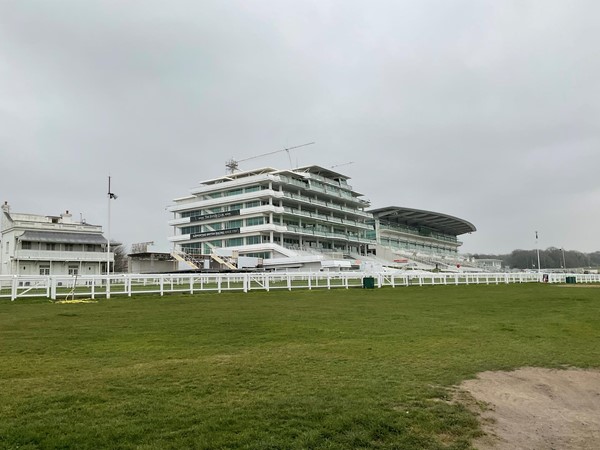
[1,0,598,254]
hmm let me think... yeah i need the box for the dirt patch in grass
[457,367,600,449]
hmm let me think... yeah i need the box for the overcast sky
[1,0,598,254]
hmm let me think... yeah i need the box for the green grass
[0,284,599,449]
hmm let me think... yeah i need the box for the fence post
[159,275,164,296]
[11,275,17,301]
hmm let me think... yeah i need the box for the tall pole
[562,247,567,271]
[535,231,541,273]
[107,177,118,275]
[107,176,111,275]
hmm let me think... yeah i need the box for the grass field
[1,284,599,449]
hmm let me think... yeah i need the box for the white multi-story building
[168,166,375,270]
[168,166,477,272]
[0,202,113,276]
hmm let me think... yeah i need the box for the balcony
[15,250,114,263]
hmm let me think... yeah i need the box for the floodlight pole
[107,176,111,275]
[562,247,567,271]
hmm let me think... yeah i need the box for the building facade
[168,166,375,270]
[368,206,476,258]
[0,202,113,276]
[168,166,477,271]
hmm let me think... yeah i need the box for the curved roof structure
[369,206,476,236]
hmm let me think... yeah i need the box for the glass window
[68,266,78,276]
[227,238,243,247]
[39,265,50,276]
[246,217,265,226]
[22,241,32,250]
[246,235,261,245]
[227,188,243,197]
[226,220,243,229]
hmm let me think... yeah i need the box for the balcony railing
[15,250,114,262]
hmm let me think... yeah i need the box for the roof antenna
[225,142,315,174]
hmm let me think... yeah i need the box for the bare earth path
[458,368,600,449]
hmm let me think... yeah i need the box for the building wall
[1,205,112,276]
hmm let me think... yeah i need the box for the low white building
[0,202,114,276]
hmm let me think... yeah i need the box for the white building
[0,202,113,276]
[168,166,375,270]
[368,207,476,269]
[168,166,477,272]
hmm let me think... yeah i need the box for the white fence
[2,271,599,301]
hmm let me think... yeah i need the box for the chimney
[60,210,73,224]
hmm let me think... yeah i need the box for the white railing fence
[1,272,599,301]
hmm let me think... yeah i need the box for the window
[5,241,8,254]
[227,188,243,197]
[22,241,31,250]
[86,244,95,252]
[39,265,50,276]
[225,219,242,229]
[229,203,243,211]
[182,225,201,235]
[246,235,261,245]
[65,244,74,252]
[68,266,78,276]
[246,217,265,226]
[227,238,243,247]
[245,201,260,208]
[46,243,56,251]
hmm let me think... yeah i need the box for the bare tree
[112,244,129,273]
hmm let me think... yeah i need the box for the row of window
[181,200,264,219]
[380,238,456,255]
[20,242,103,252]
[181,217,266,235]
[205,185,267,200]
[182,235,266,254]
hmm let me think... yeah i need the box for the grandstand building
[368,207,476,267]
[168,166,476,271]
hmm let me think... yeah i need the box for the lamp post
[107,176,118,274]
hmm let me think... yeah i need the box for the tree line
[472,248,600,270]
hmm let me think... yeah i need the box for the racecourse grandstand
[168,166,477,272]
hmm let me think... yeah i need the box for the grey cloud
[1,0,598,254]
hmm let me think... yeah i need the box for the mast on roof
[225,142,315,174]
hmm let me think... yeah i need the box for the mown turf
[0,284,599,449]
